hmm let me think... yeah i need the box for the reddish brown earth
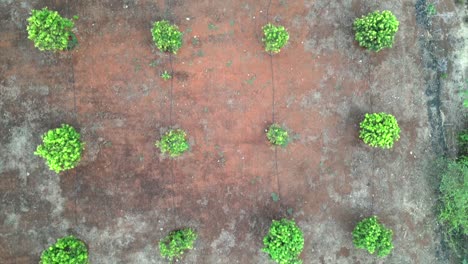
[1,0,466,263]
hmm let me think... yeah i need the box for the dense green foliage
[159,228,197,261]
[262,23,289,53]
[155,129,190,157]
[359,113,400,149]
[263,219,304,264]
[35,124,84,173]
[151,20,183,54]
[352,216,394,257]
[267,124,289,147]
[27,8,75,51]
[353,10,399,52]
[40,235,88,264]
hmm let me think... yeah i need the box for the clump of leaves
[262,23,289,53]
[159,228,197,261]
[263,219,304,264]
[266,124,289,147]
[27,7,75,51]
[155,129,190,157]
[161,70,172,80]
[353,216,394,257]
[359,113,400,149]
[353,10,399,52]
[40,235,88,264]
[35,124,84,173]
[151,20,183,54]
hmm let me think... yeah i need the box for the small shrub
[262,23,289,53]
[151,20,183,54]
[159,228,197,261]
[266,124,289,147]
[155,129,190,157]
[40,235,88,264]
[35,124,84,173]
[27,7,75,51]
[263,219,304,264]
[353,10,399,52]
[359,113,400,149]
[353,216,394,257]
[161,70,172,80]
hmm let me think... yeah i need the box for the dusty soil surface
[1,0,466,263]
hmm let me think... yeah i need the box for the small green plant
[151,20,183,54]
[27,7,76,51]
[161,70,172,80]
[35,124,84,173]
[427,3,437,15]
[353,10,399,52]
[263,219,304,264]
[159,228,197,262]
[353,216,394,257]
[266,124,290,147]
[262,23,289,53]
[359,113,400,149]
[155,129,190,157]
[40,235,88,264]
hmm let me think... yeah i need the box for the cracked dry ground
[1,0,464,263]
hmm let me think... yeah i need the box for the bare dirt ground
[1,0,466,263]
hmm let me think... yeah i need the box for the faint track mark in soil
[65,0,79,229]
[265,0,282,211]
[167,0,178,229]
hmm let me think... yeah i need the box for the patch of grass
[271,192,280,202]
[437,157,468,260]
[250,176,261,185]
[208,23,218,30]
[226,60,233,67]
[149,59,161,67]
[196,50,204,57]
[229,20,235,26]
[245,75,256,85]
[191,36,200,46]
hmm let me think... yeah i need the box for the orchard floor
[1,0,467,263]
